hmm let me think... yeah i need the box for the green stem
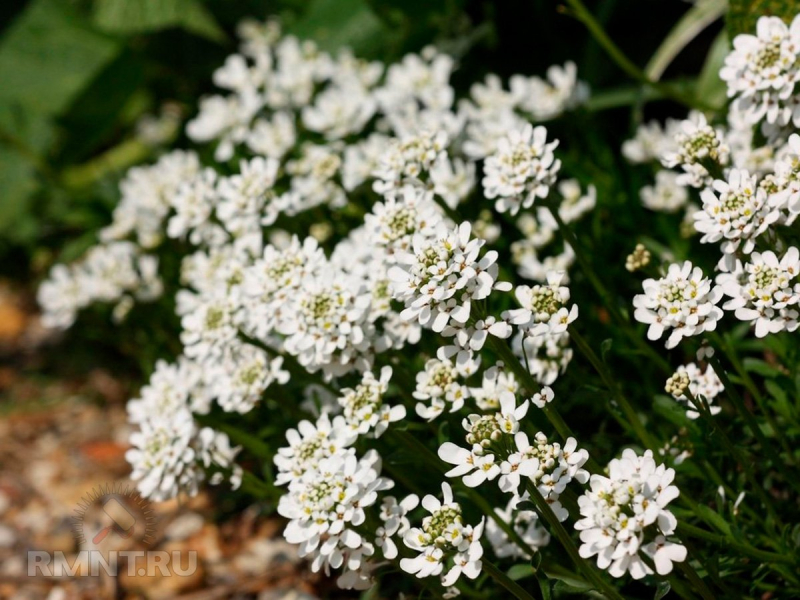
[569,328,660,451]
[543,200,671,375]
[485,333,603,474]
[388,430,538,559]
[561,0,712,111]
[523,482,625,600]
[677,561,716,600]
[676,521,795,565]
[709,332,795,464]
[706,350,800,497]
[481,560,538,600]
[682,389,784,527]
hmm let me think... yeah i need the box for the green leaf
[507,564,535,581]
[0,0,120,117]
[742,358,782,378]
[216,422,273,459]
[600,338,613,362]
[93,0,226,43]
[289,0,386,56]
[728,0,797,37]
[654,580,672,600]
[645,0,726,81]
[0,144,39,242]
[695,30,730,110]
[695,504,733,536]
[537,573,553,600]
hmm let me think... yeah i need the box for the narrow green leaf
[93,0,226,43]
[289,0,386,56]
[507,564,535,581]
[645,0,726,81]
[695,30,730,110]
[743,358,782,378]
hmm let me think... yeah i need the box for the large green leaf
[0,0,120,118]
[93,0,226,43]
[727,0,797,37]
[0,0,121,240]
[288,0,386,56]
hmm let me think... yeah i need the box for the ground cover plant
[23,0,800,597]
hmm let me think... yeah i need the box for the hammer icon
[92,498,136,544]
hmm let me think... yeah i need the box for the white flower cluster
[389,221,511,334]
[38,241,162,329]
[278,448,393,589]
[719,247,800,337]
[505,271,579,338]
[721,15,800,132]
[633,261,723,349]
[666,363,724,420]
[575,449,686,579]
[486,498,550,559]
[482,124,561,215]
[400,483,485,586]
[125,360,242,501]
[661,112,730,188]
[338,366,406,437]
[438,390,589,522]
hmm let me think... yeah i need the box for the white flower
[126,408,240,501]
[100,150,200,248]
[389,221,510,333]
[622,119,679,164]
[342,133,392,191]
[513,330,573,385]
[662,112,729,188]
[640,170,689,213]
[430,156,476,209]
[274,413,357,484]
[504,271,578,337]
[575,449,685,580]
[278,448,392,585]
[767,133,800,216]
[633,261,723,349]
[667,363,724,419]
[338,366,406,437]
[400,482,484,585]
[470,364,519,411]
[482,124,561,215]
[695,169,780,254]
[556,179,596,223]
[302,84,377,140]
[530,386,555,409]
[372,130,449,196]
[413,357,473,420]
[181,290,241,362]
[211,343,289,414]
[720,15,800,129]
[720,247,800,337]
[376,494,419,559]
[216,157,280,234]
[284,143,345,213]
[512,61,589,120]
[486,498,550,559]
[246,111,296,159]
[376,48,455,113]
